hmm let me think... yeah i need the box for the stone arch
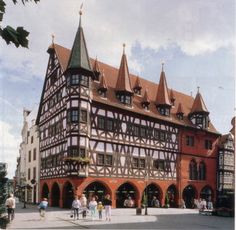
[166,184,178,208]
[51,182,60,207]
[182,184,197,209]
[142,183,163,207]
[200,185,214,201]
[41,183,49,200]
[82,180,112,202]
[115,181,140,208]
[62,181,74,208]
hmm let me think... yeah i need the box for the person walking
[72,196,81,220]
[97,201,104,220]
[5,194,16,222]
[103,194,112,221]
[89,197,97,221]
[38,198,48,220]
[80,194,87,218]
[151,196,160,208]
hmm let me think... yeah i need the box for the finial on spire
[123,43,126,54]
[197,86,200,93]
[79,3,83,15]
[161,61,165,72]
[51,34,55,44]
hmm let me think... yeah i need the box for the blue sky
[0,0,235,178]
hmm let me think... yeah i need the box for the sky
[0,0,235,178]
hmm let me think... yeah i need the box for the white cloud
[0,121,21,178]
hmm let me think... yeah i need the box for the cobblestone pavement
[7,203,234,229]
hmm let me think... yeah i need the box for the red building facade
[36,14,220,208]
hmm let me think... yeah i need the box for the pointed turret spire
[156,67,171,106]
[66,8,92,74]
[176,103,184,120]
[115,44,133,93]
[190,90,209,114]
[99,70,108,90]
[170,89,176,106]
[93,57,101,81]
[142,88,150,110]
[133,76,142,95]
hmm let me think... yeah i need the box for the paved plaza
[7,203,234,230]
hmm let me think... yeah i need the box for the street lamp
[145,174,149,215]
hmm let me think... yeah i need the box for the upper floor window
[98,89,107,98]
[134,88,141,95]
[28,151,31,162]
[140,127,146,138]
[189,159,197,180]
[158,107,170,116]
[67,74,89,87]
[28,168,31,180]
[132,157,145,169]
[98,116,105,130]
[67,109,79,123]
[80,110,87,123]
[50,70,57,85]
[205,140,212,150]
[154,159,165,170]
[199,161,206,180]
[107,119,114,132]
[186,135,194,147]
[71,74,80,85]
[81,75,89,87]
[97,153,112,166]
[31,136,34,144]
[68,146,85,158]
[33,148,36,161]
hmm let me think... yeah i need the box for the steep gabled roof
[170,89,176,102]
[156,70,171,106]
[190,92,209,114]
[99,71,108,90]
[176,103,184,114]
[142,88,150,104]
[134,76,142,89]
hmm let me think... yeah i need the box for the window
[80,75,88,86]
[117,94,132,105]
[107,119,113,132]
[50,70,57,85]
[33,148,36,161]
[98,116,105,129]
[132,158,139,168]
[205,140,212,150]
[154,160,165,170]
[134,88,141,95]
[139,159,146,168]
[189,160,197,180]
[97,154,104,165]
[71,74,80,85]
[28,168,31,180]
[186,135,194,146]
[28,151,31,162]
[68,146,79,157]
[98,89,106,98]
[105,155,113,166]
[160,131,166,141]
[80,110,87,122]
[68,109,79,123]
[154,129,160,140]
[199,162,206,180]
[140,127,146,138]
[133,125,139,136]
[158,107,170,116]
[31,136,34,144]
[33,167,36,179]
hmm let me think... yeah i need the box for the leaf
[1,26,19,46]
[16,26,29,48]
[0,0,6,13]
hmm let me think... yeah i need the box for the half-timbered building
[36,13,220,208]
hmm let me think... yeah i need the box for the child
[97,201,104,220]
[38,198,48,219]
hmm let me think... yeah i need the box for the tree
[0,0,40,48]
[0,163,8,229]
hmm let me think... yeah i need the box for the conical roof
[99,71,108,90]
[170,89,176,102]
[156,70,171,106]
[67,15,92,72]
[93,57,100,73]
[176,103,184,114]
[134,76,142,89]
[190,92,209,114]
[142,88,150,104]
[115,45,133,93]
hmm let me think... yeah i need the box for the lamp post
[145,174,149,215]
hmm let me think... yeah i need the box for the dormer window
[142,103,149,111]
[157,106,170,116]
[177,113,184,120]
[134,88,141,95]
[117,94,131,105]
[98,89,106,98]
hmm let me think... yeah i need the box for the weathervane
[123,43,126,54]
[79,3,83,16]
[51,34,55,44]
[161,61,165,71]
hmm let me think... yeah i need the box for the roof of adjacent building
[48,43,219,134]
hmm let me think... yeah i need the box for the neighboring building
[36,13,220,208]
[16,107,40,204]
[216,117,235,212]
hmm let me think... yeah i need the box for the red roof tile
[51,44,218,134]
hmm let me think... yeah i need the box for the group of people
[71,194,112,221]
[194,198,213,211]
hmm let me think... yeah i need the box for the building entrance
[183,185,196,208]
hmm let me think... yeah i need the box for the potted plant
[63,157,91,164]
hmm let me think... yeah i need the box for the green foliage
[0,0,40,48]
[63,157,91,164]
[0,163,8,218]
[142,193,147,207]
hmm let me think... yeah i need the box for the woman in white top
[89,197,97,220]
[72,196,81,220]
